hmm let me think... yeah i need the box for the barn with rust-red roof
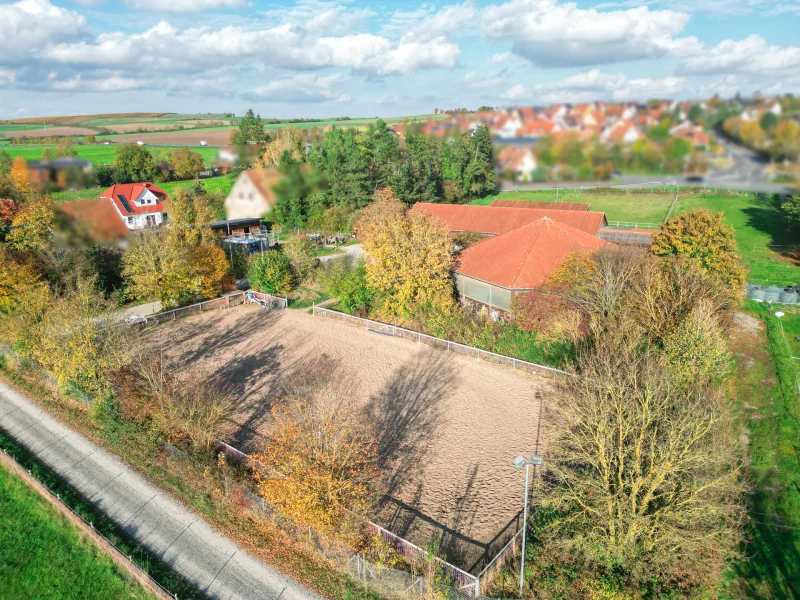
[454,217,608,312]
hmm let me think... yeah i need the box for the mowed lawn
[0,460,155,600]
[473,189,672,224]
[732,305,800,599]
[675,193,800,287]
[1,144,219,167]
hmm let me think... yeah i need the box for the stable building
[455,217,608,314]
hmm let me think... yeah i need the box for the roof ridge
[509,219,548,287]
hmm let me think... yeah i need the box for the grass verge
[0,445,159,600]
[729,304,800,599]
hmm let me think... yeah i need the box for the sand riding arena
[139,304,555,571]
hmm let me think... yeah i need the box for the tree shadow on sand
[364,349,454,498]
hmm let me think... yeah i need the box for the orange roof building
[412,203,607,236]
[100,182,168,230]
[491,199,591,211]
[55,198,131,245]
[454,218,607,311]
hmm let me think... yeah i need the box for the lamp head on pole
[512,456,526,469]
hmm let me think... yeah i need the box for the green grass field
[732,304,800,599]
[473,189,672,224]
[0,460,155,600]
[50,175,236,204]
[0,124,45,136]
[675,193,800,287]
[475,189,800,286]
[1,144,219,167]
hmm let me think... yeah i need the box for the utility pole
[512,454,543,598]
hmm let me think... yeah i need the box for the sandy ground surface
[3,126,98,138]
[108,129,233,146]
[140,305,553,568]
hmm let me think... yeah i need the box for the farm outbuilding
[455,217,608,314]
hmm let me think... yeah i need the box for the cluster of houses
[393,101,714,182]
[396,100,711,146]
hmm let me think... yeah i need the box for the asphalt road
[499,140,793,195]
[0,380,322,600]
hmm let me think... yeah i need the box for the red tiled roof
[496,147,534,171]
[101,182,167,215]
[457,217,608,289]
[56,198,130,242]
[492,200,591,211]
[412,203,607,236]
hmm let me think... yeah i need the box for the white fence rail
[312,305,570,379]
[137,291,286,328]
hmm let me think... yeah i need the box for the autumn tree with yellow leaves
[123,188,229,305]
[251,371,380,537]
[33,276,128,395]
[6,196,54,253]
[356,188,454,317]
[651,209,746,290]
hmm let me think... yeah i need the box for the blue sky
[1,0,799,119]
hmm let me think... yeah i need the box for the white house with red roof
[100,182,168,230]
[602,119,643,144]
[496,147,538,180]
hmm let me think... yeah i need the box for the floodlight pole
[513,454,542,598]
[519,462,530,598]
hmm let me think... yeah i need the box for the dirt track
[106,128,233,146]
[140,306,553,567]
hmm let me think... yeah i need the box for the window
[127,217,134,225]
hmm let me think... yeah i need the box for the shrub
[283,235,318,282]
[248,250,293,295]
[317,257,373,315]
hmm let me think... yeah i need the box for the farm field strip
[2,144,219,167]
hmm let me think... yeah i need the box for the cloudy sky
[1,0,799,119]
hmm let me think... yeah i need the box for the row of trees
[723,115,800,161]
[102,144,207,185]
[267,119,495,232]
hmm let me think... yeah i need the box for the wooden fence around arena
[311,304,570,379]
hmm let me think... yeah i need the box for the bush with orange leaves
[250,385,380,539]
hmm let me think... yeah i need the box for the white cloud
[0,0,86,62]
[532,69,685,102]
[596,0,779,16]
[376,92,412,105]
[37,18,458,77]
[382,2,475,42]
[0,68,16,84]
[262,0,373,36]
[482,0,701,67]
[502,84,529,100]
[125,0,248,12]
[50,74,148,92]
[242,73,349,103]
[679,35,800,76]
[465,68,510,89]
